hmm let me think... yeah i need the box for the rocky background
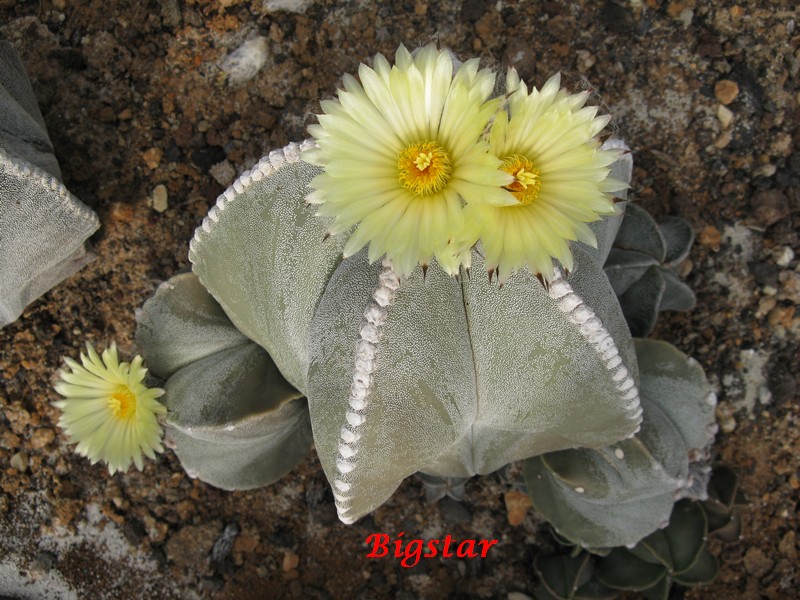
[1,0,798,598]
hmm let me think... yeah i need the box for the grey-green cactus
[0,41,99,327]
[533,467,742,600]
[603,203,696,337]
[135,136,713,545]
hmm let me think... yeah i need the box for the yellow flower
[305,44,514,278]
[462,71,627,283]
[53,342,166,475]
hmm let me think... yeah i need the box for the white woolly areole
[548,267,642,425]
[333,260,399,523]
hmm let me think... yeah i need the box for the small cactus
[533,467,743,600]
[603,203,695,337]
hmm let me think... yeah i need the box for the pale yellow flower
[53,342,166,475]
[462,71,627,283]
[305,44,514,278]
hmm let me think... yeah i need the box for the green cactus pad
[308,248,642,523]
[136,272,311,490]
[523,339,716,548]
[188,141,346,393]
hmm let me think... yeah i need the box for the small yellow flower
[462,71,627,283]
[53,342,166,475]
[305,44,514,278]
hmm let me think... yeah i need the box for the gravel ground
[1,1,798,598]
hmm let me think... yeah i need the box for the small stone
[716,104,734,128]
[748,189,790,230]
[10,452,28,472]
[118,108,133,120]
[778,531,796,559]
[698,225,722,250]
[263,0,312,12]
[770,132,793,157]
[755,296,777,318]
[714,79,739,104]
[152,185,169,212]
[233,533,259,553]
[775,247,795,268]
[142,147,163,170]
[778,271,800,304]
[282,550,299,572]
[713,130,732,149]
[507,594,535,600]
[30,428,55,449]
[196,120,210,133]
[743,547,774,577]
[209,160,236,187]
[753,164,776,177]
[768,305,795,328]
[504,490,532,526]
[715,402,736,433]
[0,431,20,449]
[221,37,270,86]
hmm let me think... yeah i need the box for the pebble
[749,189,790,229]
[504,490,532,526]
[221,37,270,86]
[209,160,236,187]
[142,147,163,170]
[743,547,774,577]
[714,130,732,149]
[716,104,734,128]
[777,271,800,304]
[10,451,28,472]
[714,79,739,104]
[30,428,55,449]
[775,247,795,268]
[152,184,169,212]
[698,225,722,250]
[753,164,776,177]
[282,550,300,571]
[715,402,736,433]
[768,305,795,328]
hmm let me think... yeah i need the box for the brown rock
[30,428,55,449]
[698,225,722,250]
[165,522,221,569]
[233,533,259,553]
[778,531,796,559]
[743,547,774,577]
[747,190,790,230]
[714,79,739,104]
[504,489,532,526]
[142,147,163,170]
[0,431,21,449]
[282,550,300,571]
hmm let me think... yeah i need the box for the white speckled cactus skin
[0,41,99,327]
[136,138,713,540]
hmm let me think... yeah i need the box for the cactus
[603,203,695,337]
[522,338,716,548]
[0,41,99,327]
[134,48,716,543]
[533,467,743,600]
[135,137,716,537]
[136,139,653,523]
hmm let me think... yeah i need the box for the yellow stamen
[108,386,136,420]
[501,154,542,206]
[398,141,452,196]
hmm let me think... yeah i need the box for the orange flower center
[108,386,136,420]
[398,141,453,196]
[501,154,541,206]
